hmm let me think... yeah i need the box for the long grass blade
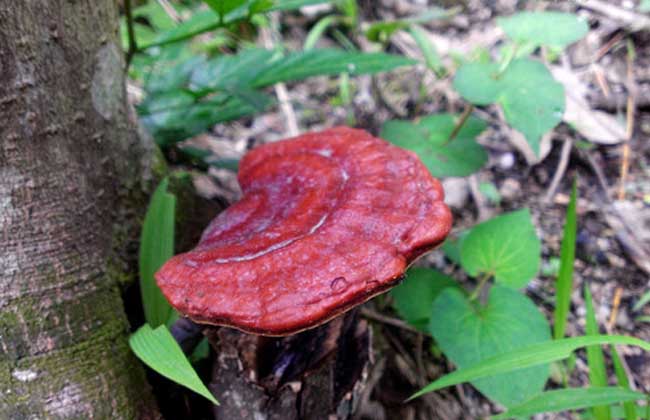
[554,178,577,340]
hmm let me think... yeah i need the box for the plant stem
[124,0,138,67]
[444,104,474,145]
[469,272,491,301]
[497,43,518,76]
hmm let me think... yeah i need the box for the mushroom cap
[156,127,452,335]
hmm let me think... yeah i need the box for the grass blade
[130,325,218,404]
[584,284,611,420]
[491,387,645,419]
[408,335,650,401]
[611,345,637,420]
[554,178,578,340]
[408,24,444,76]
[139,178,176,327]
[633,290,650,312]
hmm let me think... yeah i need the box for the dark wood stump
[204,310,371,419]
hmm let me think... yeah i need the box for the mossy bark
[0,1,158,418]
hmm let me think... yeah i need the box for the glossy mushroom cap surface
[156,127,452,335]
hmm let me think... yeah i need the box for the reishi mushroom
[156,126,452,336]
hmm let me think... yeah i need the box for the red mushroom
[156,127,452,336]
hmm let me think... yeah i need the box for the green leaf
[250,49,415,87]
[497,11,589,49]
[408,25,445,76]
[409,335,650,401]
[304,15,339,50]
[453,59,565,156]
[139,178,176,327]
[203,0,247,17]
[453,61,502,105]
[390,268,459,331]
[611,345,638,420]
[130,325,218,404]
[585,284,612,420]
[380,114,488,178]
[554,178,578,339]
[478,182,501,204]
[460,209,541,288]
[633,290,650,312]
[492,387,645,420]
[429,286,551,407]
[365,8,456,43]
[268,0,331,10]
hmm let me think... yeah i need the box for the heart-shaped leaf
[498,11,589,49]
[460,209,541,288]
[454,59,565,156]
[391,267,460,330]
[429,286,551,407]
[381,113,488,177]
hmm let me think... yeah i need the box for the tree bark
[0,1,158,417]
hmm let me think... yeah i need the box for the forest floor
[154,0,650,418]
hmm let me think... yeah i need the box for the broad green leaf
[139,178,176,327]
[585,284,612,420]
[409,335,650,401]
[453,59,565,156]
[442,233,467,265]
[497,11,589,49]
[429,286,551,406]
[499,59,565,155]
[460,209,541,288]
[453,62,502,105]
[130,325,218,404]
[554,178,578,340]
[390,268,459,330]
[140,93,263,146]
[380,114,488,178]
[142,49,413,145]
[611,345,638,420]
[492,387,645,419]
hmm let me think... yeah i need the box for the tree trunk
[0,1,158,417]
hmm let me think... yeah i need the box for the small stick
[260,17,299,137]
[607,286,623,330]
[445,104,474,145]
[360,307,424,335]
[617,40,636,201]
[544,138,573,203]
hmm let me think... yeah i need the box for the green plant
[131,177,216,404]
[391,189,650,417]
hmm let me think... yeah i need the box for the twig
[260,16,299,137]
[607,286,623,330]
[576,0,650,32]
[593,32,625,63]
[544,138,573,203]
[360,308,425,335]
[468,174,490,221]
[445,105,474,145]
[124,0,138,67]
[617,40,636,201]
[157,0,182,23]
